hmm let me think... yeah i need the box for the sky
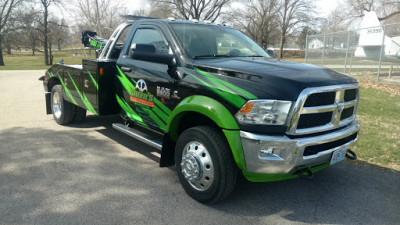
[315,0,340,17]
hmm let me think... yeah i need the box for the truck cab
[42,18,360,203]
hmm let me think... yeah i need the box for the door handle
[120,67,132,72]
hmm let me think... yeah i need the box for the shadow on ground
[0,117,399,225]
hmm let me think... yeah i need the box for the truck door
[117,25,175,132]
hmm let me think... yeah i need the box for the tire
[51,84,74,125]
[175,126,238,204]
[72,105,87,123]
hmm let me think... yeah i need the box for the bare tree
[277,0,315,58]
[44,17,69,64]
[296,26,316,49]
[150,0,232,22]
[227,0,280,49]
[321,8,350,33]
[0,0,23,66]
[148,1,173,18]
[23,10,41,55]
[37,0,62,66]
[52,19,68,51]
[72,0,123,38]
[344,0,400,22]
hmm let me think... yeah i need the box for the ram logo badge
[136,79,148,93]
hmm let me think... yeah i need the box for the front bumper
[240,120,360,174]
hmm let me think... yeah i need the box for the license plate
[330,148,347,165]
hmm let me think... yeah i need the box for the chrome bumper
[240,120,360,174]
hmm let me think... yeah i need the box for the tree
[151,0,232,22]
[72,0,123,39]
[344,0,400,22]
[277,0,316,58]
[38,0,59,66]
[12,8,41,56]
[0,0,23,66]
[227,0,280,48]
[321,8,350,33]
[148,1,173,18]
[25,12,41,55]
[50,18,68,51]
[296,26,316,49]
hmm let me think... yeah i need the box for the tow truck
[42,16,360,203]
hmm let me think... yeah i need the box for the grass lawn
[0,49,96,70]
[1,52,399,171]
[353,86,400,171]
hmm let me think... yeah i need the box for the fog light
[259,148,283,160]
[261,148,274,156]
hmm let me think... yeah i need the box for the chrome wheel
[181,141,214,191]
[52,91,62,119]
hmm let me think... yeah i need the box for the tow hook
[346,149,357,160]
[296,168,314,180]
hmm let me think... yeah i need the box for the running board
[112,123,163,150]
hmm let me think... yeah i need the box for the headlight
[235,100,292,125]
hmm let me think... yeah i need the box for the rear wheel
[51,85,74,125]
[175,126,237,204]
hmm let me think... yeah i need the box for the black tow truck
[42,17,360,203]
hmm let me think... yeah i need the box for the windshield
[170,23,270,59]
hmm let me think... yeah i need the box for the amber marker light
[239,101,256,113]
[99,68,104,75]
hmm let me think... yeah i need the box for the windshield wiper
[194,54,230,59]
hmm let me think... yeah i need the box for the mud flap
[160,133,175,167]
[45,93,52,114]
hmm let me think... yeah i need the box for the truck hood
[191,57,357,101]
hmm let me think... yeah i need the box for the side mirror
[130,44,175,65]
[266,49,277,58]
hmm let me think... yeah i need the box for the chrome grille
[287,84,360,135]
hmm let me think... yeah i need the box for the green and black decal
[52,72,78,105]
[116,66,172,131]
[87,70,99,91]
[182,67,257,108]
[66,72,98,115]
[48,71,98,115]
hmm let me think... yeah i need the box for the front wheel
[175,126,238,204]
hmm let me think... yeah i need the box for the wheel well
[47,77,61,92]
[177,112,219,137]
[160,111,222,167]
